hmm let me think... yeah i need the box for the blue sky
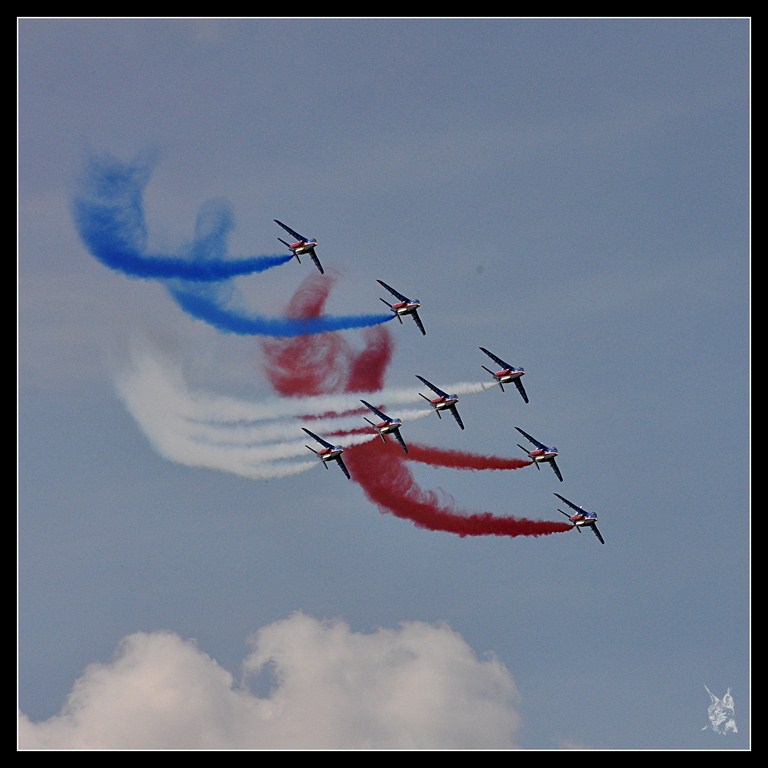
[18,18,750,749]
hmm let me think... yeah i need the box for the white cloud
[18,613,522,750]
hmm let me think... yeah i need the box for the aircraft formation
[281,219,605,543]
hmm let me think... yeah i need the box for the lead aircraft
[302,427,350,479]
[275,219,324,274]
[554,493,605,544]
[360,400,409,453]
[416,375,464,430]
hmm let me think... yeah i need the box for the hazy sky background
[18,18,750,749]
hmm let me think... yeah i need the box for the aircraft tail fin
[279,237,301,262]
[363,417,386,441]
[481,365,504,390]
[420,392,441,417]
[379,297,402,322]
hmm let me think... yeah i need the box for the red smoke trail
[261,273,393,397]
[260,274,571,538]
[344,439,569,538]
[404,443,532,471]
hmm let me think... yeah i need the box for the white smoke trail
[167,375,490,425]
[114,344,496,480]
[188,407,434,448]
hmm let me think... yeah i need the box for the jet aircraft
[302,427,350,479]
[377,280,426,335]
[554,493,605,544]
[479,347,529,403]
[515,426,562,481]
[416,375,464,430]
[275,219,323,274]
[360,400,409,454]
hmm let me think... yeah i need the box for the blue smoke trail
[72,151,293,281]
[71,151,398,337]
[169,282,395,337]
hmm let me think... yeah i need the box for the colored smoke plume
[73,151,395,337]
[260,277,570,539]
[345,439,571,538]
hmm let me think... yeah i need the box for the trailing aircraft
[515,426,562,481]
[479,347,529,403]
[554,493,605,544]
[377,279,425,335]
[302,427,350,479]
[416,375,464,430]
[360,400,409,453]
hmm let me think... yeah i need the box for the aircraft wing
[550,458,564,482]
[514,378,529,404]
[391,428,409,454]
[301,427,333,450]
[377,279,410,303]
[416,375,449,398]
[479,347,511,369]
[448,405,465,430]
[274,219,305,241]
[515,427,546,450]
[411,310,426,336]
[335,455,351,480]
[361,400,391,422]
[554,493,582,513]
[591,524,605,544]
[307,248,324,275]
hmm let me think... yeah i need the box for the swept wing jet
[479,347,529,403]
[416,375,464,430]
[360,400,408,454]
[377,279,426,335]
[302,427,350,479]
[515,426,562,481]
[554,493,605,544]
[275,219,324,274]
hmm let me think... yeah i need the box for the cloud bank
[19,612,521,750]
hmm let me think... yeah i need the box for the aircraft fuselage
[495,369,524,383]
[393,301,420,315]
[375,420,401,433]
[289,240,317,254]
